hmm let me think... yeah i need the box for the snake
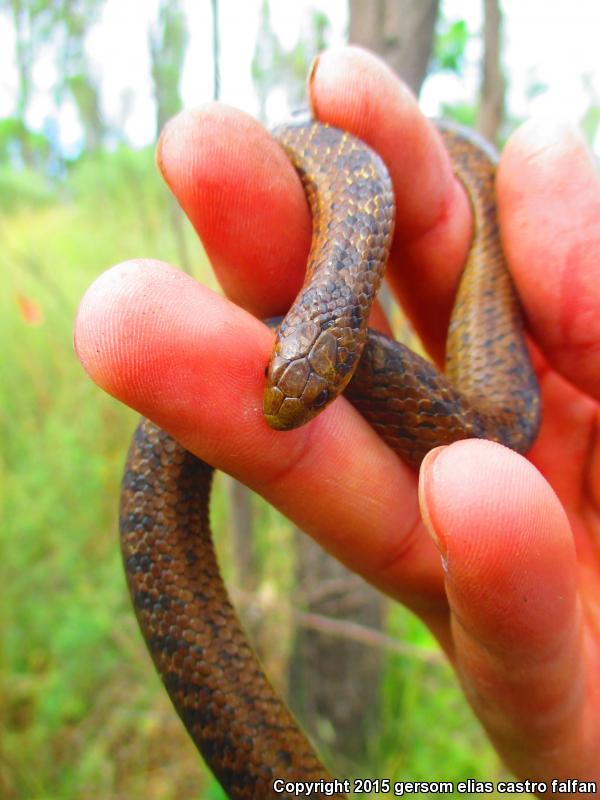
[119,118,541,799]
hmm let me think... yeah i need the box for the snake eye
[313,389,330,408]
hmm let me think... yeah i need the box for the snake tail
[120,419,344,800]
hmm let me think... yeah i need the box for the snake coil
[119,119,541,800]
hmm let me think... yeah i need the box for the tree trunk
[289,532,383,766]
[349,0,439,319]
[211,0,220,101]
[148,0,192,272]
[226,477,258,594]
[67,73,105,152]
[10,0,35,167]
[477,0,504,145]
[349,0,440,95]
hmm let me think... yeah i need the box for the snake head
[263,320,360,430]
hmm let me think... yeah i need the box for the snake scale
[119,118,541,799]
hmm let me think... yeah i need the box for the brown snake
[119,119,541,799]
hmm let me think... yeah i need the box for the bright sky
[0,0,599,155]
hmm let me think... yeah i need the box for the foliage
[582,105,600,150]
[431,18,470,75]
[1,164,212,799]
[149,0,189,132]
[0,116,55,173]
[0,164,55,211]
[252,1,332,121]
[439,101,477,129]
[0,0,104,163]
[68,146,165,236]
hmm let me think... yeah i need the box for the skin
[74,47,600,787]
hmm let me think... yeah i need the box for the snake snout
[263,361,332,430]
[263,319,342,429]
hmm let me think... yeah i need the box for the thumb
[418,440,590,780]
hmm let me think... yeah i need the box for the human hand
[74,46,600,784]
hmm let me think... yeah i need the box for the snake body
[119,120,541,799]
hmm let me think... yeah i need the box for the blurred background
[2,1,599,798]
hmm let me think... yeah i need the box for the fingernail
[418,446,448,563]
[307,53,321,117]
[507,116,589,166]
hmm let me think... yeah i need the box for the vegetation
[1,151,208,798]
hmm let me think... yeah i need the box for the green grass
[1,154,217,799]
[2,154,522,799]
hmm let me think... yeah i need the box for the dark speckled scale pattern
[120,421,342,800]
[346,123,541,466]
[120,120,541,800]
